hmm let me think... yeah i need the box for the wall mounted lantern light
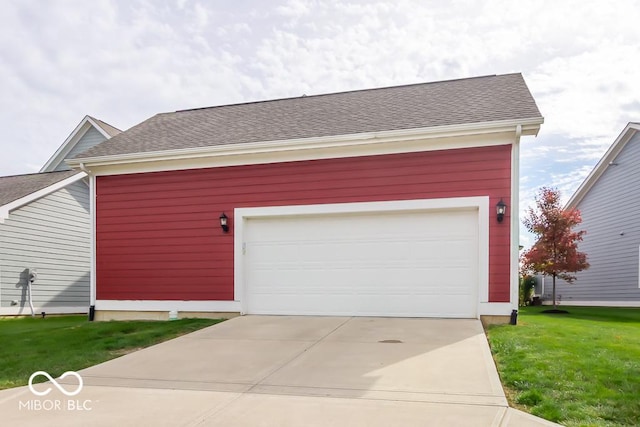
[219,213,229,233]
[496,199,507,223]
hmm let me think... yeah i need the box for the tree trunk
[552,274,557,309]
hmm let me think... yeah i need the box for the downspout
[80,163,96,321]
[510,125,522,320]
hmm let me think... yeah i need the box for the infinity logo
[28,371,83,397]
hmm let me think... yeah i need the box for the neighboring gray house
[540,122,640,306]
[0,116,120,315]
[40,116,121,173]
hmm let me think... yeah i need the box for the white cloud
[276,0,312,19]
[1,0,638,254]
[529,43,640,140]
[0,0,261,175]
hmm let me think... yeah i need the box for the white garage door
[243,208,479,318]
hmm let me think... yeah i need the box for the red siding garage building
[70,73,543,322]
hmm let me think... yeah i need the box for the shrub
[519,275,536,306]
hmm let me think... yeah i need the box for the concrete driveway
[1,316,557,426]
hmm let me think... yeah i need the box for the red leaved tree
[521,187,589,309]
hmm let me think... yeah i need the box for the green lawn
[486,306,640,426]
[0,315,222,390]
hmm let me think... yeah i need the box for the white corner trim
[0,172,87,223]
[566,122,640,209]
[0,306,88,316]
[86,116,118,140]
[41,116,114,173]
[89,174,96,306]
[234,196,490,316]
[68,118,543,174]
[510,126,521,310]
[95,300,241,312]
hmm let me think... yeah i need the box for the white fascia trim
[566,122,640,209]
[95,300,241,312]
[234,196,490,316]
[0,172,87,223]
[89,174,96,306]
[510,125,522,311]
[40,116,112,173]
[87,117,119,139]
[478,302,514,316]
[69,118,543,170]
[0,306,88,316]
[81,132,515,177]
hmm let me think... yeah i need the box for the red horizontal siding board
[99,270,231,279]
[96,145,512,302]
[99,291,233,300]
[97,169,510,202]
[97,236,224,248]
[98,277,233,288]
[98,245,228,256]
[98,150,508,191]
[100,252,229,262]
[97,178,509,210]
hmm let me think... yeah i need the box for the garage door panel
[244,208,479,318]
[250,268,472,289]
[353,295,474,317]
[254,295,354,316]
[249,244,476,267]
[249,210,475,239]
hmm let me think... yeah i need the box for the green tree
[521,187,589,309]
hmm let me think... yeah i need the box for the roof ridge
[88,116,123,135]
[174,73,507,114]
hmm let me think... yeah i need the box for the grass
[0,315,222,390]
[486,306,640,427]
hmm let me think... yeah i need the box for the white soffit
[70,118,541,176]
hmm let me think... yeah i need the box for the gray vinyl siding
[53,127,107,171]
[544,132,640,304]
[0,181,90,310]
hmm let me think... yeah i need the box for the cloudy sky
[1,0,639,246]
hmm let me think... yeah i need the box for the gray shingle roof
[89,116,122,137]
[76,73,542,159]
[0,170,80,207]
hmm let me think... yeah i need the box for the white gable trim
[0,172,87,223]
[40,116,114,172]
[566,122,640,209]
[68,117,543,176]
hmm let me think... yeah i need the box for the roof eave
[0,172,87,223]
[69,117,543,169]
[565,122,640,209]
